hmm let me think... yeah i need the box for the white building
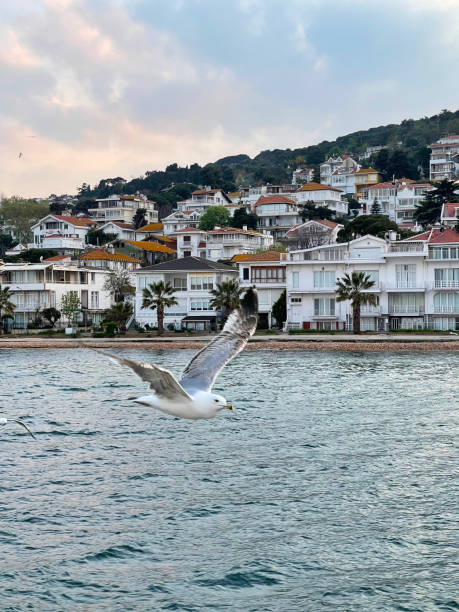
[97,221,136,241]
[88,194,158,224]
[320,155,360,186]
[31,214,94,252]
[441,202,459,227]
[292,168,315,185]
[239,184,298,209]
[162,210,201,235]
[359,181,433,227]
[134,257,238,331]
[176,188,232,213]
[255,195,303,240]
[234,251,287,328]
[171,227,208,259]
[295,183,348,215]
[285,220,343,251]
[0,262,113,329]
[429,136,459,181]
[286,229,459,332]
[79,249,141,271]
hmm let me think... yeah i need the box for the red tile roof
[52,215,93,227]
[103,221,135,229]
[207,226,265,236]
[232,251,283,262]
[174,226,206,233]
[442,202,459,217]
[256,195,296,205]
[43,255,71,261]
[192,188,221,195]
[406,228,459,243]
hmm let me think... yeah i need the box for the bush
[101,321,118,337]
[27,322,35,329]
[166,323,175,331]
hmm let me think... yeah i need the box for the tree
[209,280,243,319]
[288,225,331,250]
[198,206,231,231]
[336,272,377,334]
[337,214,398,242]
[232,207,259,230]
[103,269,135,302]
[413,179,458,227]
[42,307,61,328]
[272,290,286,329]
[299,201,336,222]
[141,281,178,335]
[0,287,16,333]
[0,197,50,243]
[0,234,16,257]
[370,198,382,214]
[86,229,118,246]
[104,301,133,333]
[61,292,81,327]
[132,208,147,229]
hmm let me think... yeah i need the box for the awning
[182,315,216,322]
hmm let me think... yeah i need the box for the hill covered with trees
[71,108,459,218]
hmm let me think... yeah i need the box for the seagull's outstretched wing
[93,349,192,401]
[180,287,258,394]
[0,418,36,439]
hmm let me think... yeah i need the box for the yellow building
[354,168,382,199]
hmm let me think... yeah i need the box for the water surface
[0,349,457,611]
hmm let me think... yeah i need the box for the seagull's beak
[223,404,233,410]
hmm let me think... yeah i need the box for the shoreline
[1,337,458,352]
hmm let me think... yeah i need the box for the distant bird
[95,288,258,419]
[0,417,36,439]
[18,152,23,158]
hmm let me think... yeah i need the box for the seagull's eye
[214,399,219,403]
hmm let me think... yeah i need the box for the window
[190,299,210,310]
[292,272,299,289]
[431,247,459,260]
[243,268,249,280]
[291,297,302,303]
[251,267,286,283]
[396,264,416,288]
[183,235,191,242]
[183,250,192,257]
[316,320,335,330]
[190,275,213,290]
[433,292,459,312]
[314,298,335,316]
[313,270,335,288]
[356,270,379,284]
[173,278,187,291]
[434,268,459,288]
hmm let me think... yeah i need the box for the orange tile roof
[256,195,296,205]
[126,240,175,254]
[207,226,266,237]
[192,188,221,195]
[52,214,94,227]
[79,249,141,263]
[355,168,378,174]
[232,251,282,262]
[297,182,342,193]
[43,255,71,261]
[137,222,164,232]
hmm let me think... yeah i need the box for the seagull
[95,287,258,419]
[0,417,36,439]
[18,152,23,159]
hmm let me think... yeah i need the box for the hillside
[74,108,459,217]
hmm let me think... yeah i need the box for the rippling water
[0,348,458,611]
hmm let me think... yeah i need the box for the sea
[0,348,457,611]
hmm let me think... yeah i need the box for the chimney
[243,225,248,231]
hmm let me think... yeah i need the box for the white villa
[441,202,459,228]
[88,194,158,225]
[320,155,360,193]
[133,257,238,331]
[255,195,303,240]
[234,251,287,328]
[286,228,459,332]
[79,249,141,271]
[0,262,113,329]
[176,188,232,213]
[285,220,344,251]
[31,214,95,252]
[295,183,348,215]
[162,210,201,235]
[429,135,459,181]
[292,168,315,185]
[97,221,137,241]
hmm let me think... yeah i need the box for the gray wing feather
[94,349,192,401]
[180,288,258,393]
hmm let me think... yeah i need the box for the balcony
[387,243,426,255]
[386,283,425,291]
[360,306,381,315]
[429,280,459,290]
[389,306,424,315]
[433,306,459,314]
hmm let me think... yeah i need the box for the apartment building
[176,188,232,213]
[429,136,459,181]
[0,262,112,329]
[359,181,433,227]
[255,195,302,240]
[133,257,238,331]
[295,183,348,215]
[285,229,459,331]
[88,194,158,224]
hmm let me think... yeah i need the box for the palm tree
[0,287,16,334]
[141,281,178,335]
[336,272,377,334]
[105,301,133,333]
[209,279,243,320]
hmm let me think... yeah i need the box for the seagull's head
[200,392,233,415]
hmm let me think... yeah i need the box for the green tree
[337,214,398,242]
[272,290,286,329]
[413,179,458,227]
[132,208,147,229]
[141,281,178,335]
[336,272,377,334]
[0,287,16,333]
[0,234,16,257]
[104,301,133,333]
[42,307,61,328]
[370,198,382,214]
[86,229,118,246]
[299,201,336,222]
[209,280,243,319]
[103,269,135,302]
[232,207,258,230]
[0,197,49,243]
[61,292,81,327]
[198,206,231,231]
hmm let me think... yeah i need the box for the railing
[361,306,381,314]
[251,277,286,284]
[430,280,459,289]
[388,243,426,253]
[389,307,424,314]
[433,306,459,314]
[386,283,424,290]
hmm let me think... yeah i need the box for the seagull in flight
[96,288,258,419]
[18,152,23,159]
[0,417,36,439]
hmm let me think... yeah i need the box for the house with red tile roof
[295,183,348,215]
[255,195,303,240]
[176,187,231,213]
[79,248,142,271]
[441,202,459,228]
[285,219,344,250]
[31,213,96,253]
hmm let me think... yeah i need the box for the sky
[1,0,459,198]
